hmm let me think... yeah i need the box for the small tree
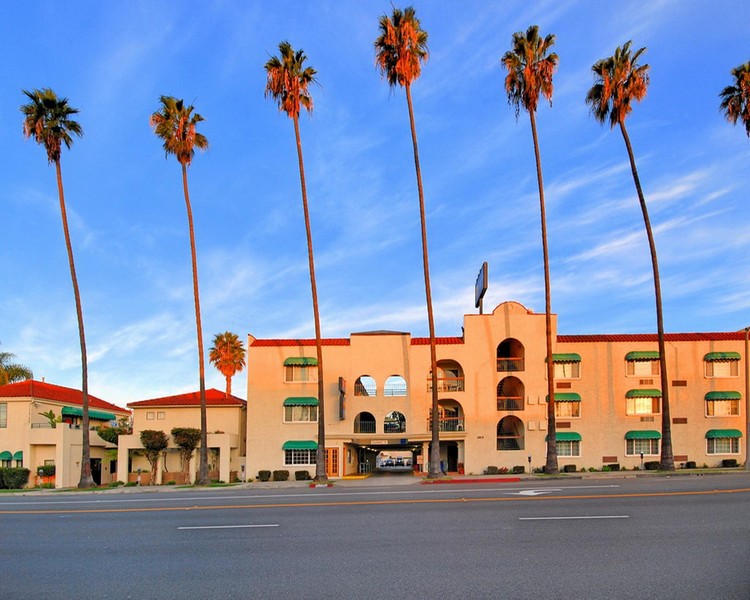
[171,427,201,484]
[140,430,168,485]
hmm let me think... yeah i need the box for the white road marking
[519,515,630,521]
[177,524,279,530]
[510,489,561,496]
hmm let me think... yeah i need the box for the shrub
[588,467,597,472]
[601,465,611,472]
[295,470,312,481]
[1,468,31,489]
[606,463,620,472]
[497,466,509,474]
[38,464,56,477]
[644,461,660,471]
[563,464,577,473]
[257,470,271,482]
[485,466,499,475]
[38,482,55,489]
[125,481,138,487]
[511,465,525,474]
[166,480,176,485]
[272,470,290,481]
[722,459,738,468]
[684,461,697,469]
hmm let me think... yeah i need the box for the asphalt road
[2,474,749,600]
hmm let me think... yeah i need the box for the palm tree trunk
[293,116,328,483]
[529,112,558,475]
[182,163,210,485]
[619,121,674,471]
[404,84,441,478]
[54,160,94,489]
[225,375,232,398]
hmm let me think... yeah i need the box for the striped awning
[625,351,660,361]
[705,429,743,439]
[283,357,318,366]
[13,451,23,461]
[704,352,741,362]
[546,432,582,442]
[626,389,662,398]
[546,393,582,402]
[282,440,318,451]
[625,430,661,440]
[705,391,741,401]
[283,397,319,406]
[548,353,581,363]
[61,407,116,421]
[0,451,12,461]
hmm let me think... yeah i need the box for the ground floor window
[284,449,316,465]
[626,438,659,455]
[555,401,580,418]
[707,438,740,454]
[556,440,580,457]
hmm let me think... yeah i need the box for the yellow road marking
[1,487,749,515]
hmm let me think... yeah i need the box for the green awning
[546,432,582,442]
[625,351,660,361]
[705,391,741,401]
[706,429,743,439]
[61,406,116,421]
[546,353,581,363]
[550,392,581,402]
[13,451,23,461]
[0,451,12,461]
[282,440,318,451]
[283,357,318,366]
[625,430,661,440]
[283,397,319,406]
[704,352,741,362]
[626,389,662,398]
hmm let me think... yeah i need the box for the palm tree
[501,25,559,475]
[375,6,442,479]
[720,61,750,136]
[20,88,95,488]
[586,42,674,471]
[0,350,33,385]
[149,96,211,485]
[265,41,328,483]
[209,331,246,397]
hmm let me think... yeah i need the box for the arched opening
[427,399,464,432]
[354,375,377,397]
[354,411,376,434]
[497,338,525,372]
[428,359,465,392]
[497,376,525,411]
[497,416,524,451]
[384,411,406,433]
[384,375,407,397]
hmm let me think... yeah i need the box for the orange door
[326,448,339,478]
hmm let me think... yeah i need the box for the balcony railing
[427,417,465,432]
[426,377,465,393]
[354,382,376,397]
[497,436,524,451]
[497,357,524,372]
[354,422,377,434]
[497,396,524,411]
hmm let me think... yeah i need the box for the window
[384,411,406,433]
[497,338,525,372]
[284,449,316,465]
[704,353,740,378]
[283,398,319,423]
[626,438,660,455]
[146,412,155,420]
[354,375,377,397]
[626,390,661,415]
[551,354,581,380]
[283,357,318,382]
[354,412,376,434]
[555,400,581,418]
[497,377,524,411]
[556,440,581,457]
[157,411,165,420]
[707,437,740,454]
[497,416,524,451]
[625,352,660,377]
[0,403,6,428]
[705,392,741,416]
[384,375,407,397]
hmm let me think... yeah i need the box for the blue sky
[1,1,748,408]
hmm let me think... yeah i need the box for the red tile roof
[251,338,350,347]
[558,332,747,343]
[0,380,129,414]
[411,337,465,345]
[128,388,246,408]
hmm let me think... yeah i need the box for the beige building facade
[246,301,747,477]
[0,380,130,488]
[117,388,247,484]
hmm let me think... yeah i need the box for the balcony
[497,357,524,372]
[497,396,524,411]
[497,436,524,451]
[426,417,465,432]
[426,377,465,393]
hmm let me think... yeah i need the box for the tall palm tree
[586,42,674,471]
[209,331,246,397]
[265,41,328,483]
[149,96,211,485]
[720,61,750,136]
[375,6,442,479]
[20,88,95,488]
[501,25,559,475]
[0,351,33,385]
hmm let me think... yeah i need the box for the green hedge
[0,468,31,489]
[272,470,289,481]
